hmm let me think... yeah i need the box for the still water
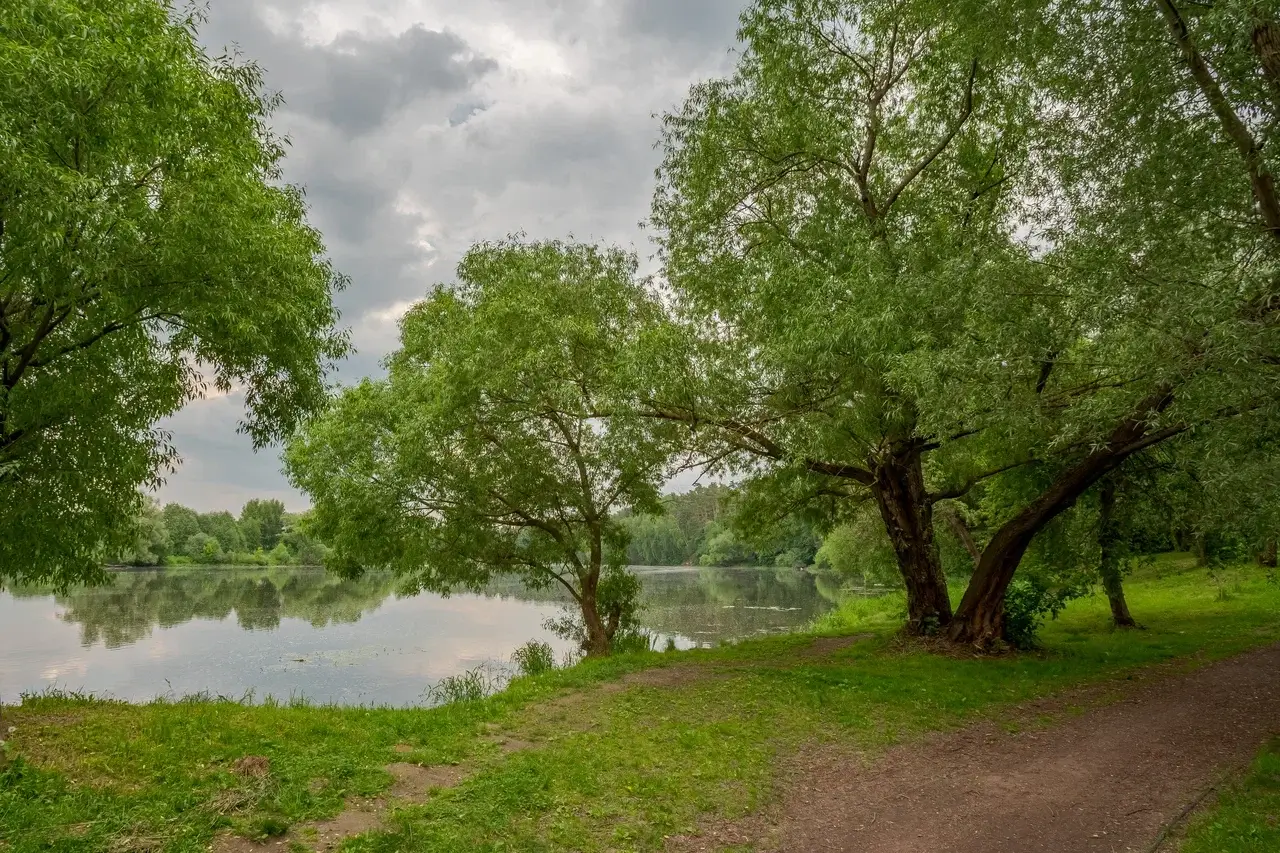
[0,565,854,706]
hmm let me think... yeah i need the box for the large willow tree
[652,0,1280,645]
[0,1,348,588]
[287,241,681,656]
[650,0,1036,634]
[933,0,1280,644]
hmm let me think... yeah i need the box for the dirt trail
[674,643,1280,853]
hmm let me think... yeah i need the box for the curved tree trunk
[871,446,952,634]
[948,391,1179,647]
[1098,478,1138,628]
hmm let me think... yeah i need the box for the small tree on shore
[287,240,681,655]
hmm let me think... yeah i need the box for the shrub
[1003,576,1076,650]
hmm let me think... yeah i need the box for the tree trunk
[940,503,982,568]
[871,447,952,634]
[1098,478,1138,628]
[1258,539,1277,568]
[579,532,612,657]
[579,581,612,657]
[948,390,1179,647]
[1195,533,1208,567]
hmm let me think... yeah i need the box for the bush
[511,640,556,677]
[1003,576,1076,650]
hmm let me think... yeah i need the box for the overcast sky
[156,0,748,512]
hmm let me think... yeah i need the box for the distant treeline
[620,485,873,576]
[118,498,329,567]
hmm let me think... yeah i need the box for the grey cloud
[159,0,753,512]
[620,0,748,44]
[291,27,496,134]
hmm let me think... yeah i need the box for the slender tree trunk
[948,391,1179,647]
[871,446,952,634]
[940,503,982,568]
[1098,478,1138,628]
[579,531,612,656]
[1195,533,1209,567]
[1258,539,1277,568]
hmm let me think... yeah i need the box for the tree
[652,0,1280,645]
[0,0,348,588]
[161,504,201,550]
[240,499,286,551]
[287,240,681,656]
[933,0,1280,644]
[114,497,171,567]
[650,0,1034,633]
[197,511,244,556]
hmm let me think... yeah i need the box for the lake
[0,565,861,707]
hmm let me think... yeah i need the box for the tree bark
[948,391,1179,647]
[579,531,612,657]
[871,446,953,634]
[1098,478,1138,628]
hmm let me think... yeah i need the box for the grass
[1179,739,1280,852]
[1,554,1278,852]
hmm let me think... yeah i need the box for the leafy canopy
[0,0,349,587]
[287,239,681,649]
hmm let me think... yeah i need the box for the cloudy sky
[157,0,749,512]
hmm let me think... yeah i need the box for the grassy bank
[2,555,1278,852]
[1179,739,1280,852]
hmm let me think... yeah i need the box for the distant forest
[118,484,910,580]
[117,499,329,568]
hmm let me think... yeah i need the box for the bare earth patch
[210,760,470,853]
[385,761,468,803]
[669,643,1280,853]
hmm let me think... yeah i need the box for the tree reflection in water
[10,565,872,650]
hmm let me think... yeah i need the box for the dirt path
[674,643,1280,853]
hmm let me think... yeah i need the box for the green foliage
[511,640,556,677]
[240,500,286,551]
[288,239,682,654]
[813,511,902,589]
[198,511,245,555]
[0,0,348,588]
[1002,576,1076,651]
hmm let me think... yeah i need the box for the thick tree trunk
[948,391,1179,647]
[1098,479,1138,628]
[871,447,952,634]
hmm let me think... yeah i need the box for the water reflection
[1,565,860,705]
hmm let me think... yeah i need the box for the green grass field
[2,555,1278,852]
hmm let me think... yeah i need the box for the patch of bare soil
[385,761,468,803]
[210,760,471,853]
[669,643,1280,853]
